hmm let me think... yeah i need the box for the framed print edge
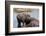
[5,1,45,35]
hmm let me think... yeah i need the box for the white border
[10,5,42,32]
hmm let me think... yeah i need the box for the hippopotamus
[17,13,39,27]
[24,18,39,27]
[17,13,31,27]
